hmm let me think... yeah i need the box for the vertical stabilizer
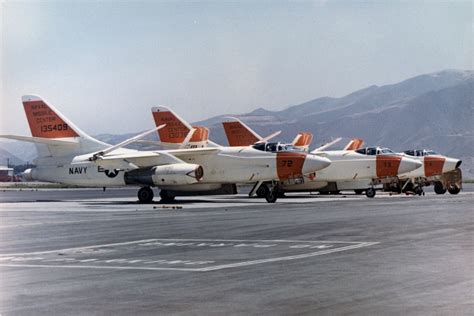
[21,95,107,157]
[344,138,364,151]
[151,106,209,148]
[292,132,313,151]
[222,119,261,146]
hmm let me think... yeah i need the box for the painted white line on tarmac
[0,239,379,272]
[0,242,378,272]
[0,238,370,257]
[199,242,379,271]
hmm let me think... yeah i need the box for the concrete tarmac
[0,188,473,315]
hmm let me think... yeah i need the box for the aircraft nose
[398,156,423,174]
[302,155,331,174]
[443,158,461,173]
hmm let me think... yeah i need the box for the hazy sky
[1,0,472,135]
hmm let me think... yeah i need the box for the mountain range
[1,69,473,177]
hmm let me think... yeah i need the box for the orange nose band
[276,152,306,180]
[424,156,445,177]
[376,155,402,177]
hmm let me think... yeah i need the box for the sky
[1,0,472,135]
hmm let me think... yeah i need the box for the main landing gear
[137,186,154,203]
[159,189,176,203]
[137,187,177,203]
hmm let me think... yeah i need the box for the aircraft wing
[165,147,222,159]
[311,137,342,153]
[73,147,221,169]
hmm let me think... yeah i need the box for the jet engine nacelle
[22,168,35,181]
[124,163,203,186]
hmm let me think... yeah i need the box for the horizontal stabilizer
[0,134,79,146]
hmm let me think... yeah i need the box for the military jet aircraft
[218,120,423,198]
[1,96,332,203]
[382,149,462,195]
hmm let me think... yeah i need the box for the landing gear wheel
[265,190,278,203]
[366,188,376,198]
[448,185,461,195]
[414,186,424,196]
[138,186,154,203]
[256,184,270,198]
[434,182,447,195]
[160,190,176,203]
[354,189,364,195]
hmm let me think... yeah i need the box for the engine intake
[125,163,203,186]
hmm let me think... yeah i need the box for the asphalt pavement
[0,188,472,315]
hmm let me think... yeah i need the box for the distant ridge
[1,69,473,177]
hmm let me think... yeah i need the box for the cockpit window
[380,148,395,154]
[356,147,395,156]
[252,143,266,151]
[404,149,440,157]
[425,150,439,156]
[252,142,302,153]
[367,147,377,155]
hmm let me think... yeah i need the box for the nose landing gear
[365,187,376,198]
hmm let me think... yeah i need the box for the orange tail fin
[292,132,313,151]
[222,120,260,146]
[23,95,80,138]
[344,138,364,151]
[151,106,209,148]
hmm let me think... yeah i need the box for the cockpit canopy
[404,149,440,157]
[252,142,302,153]
[355,146,395,155]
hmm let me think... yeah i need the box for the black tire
[160,190,176,203]
[265,190,278,203]
[256,184,270,198]
[434,182,447,195]
[366,188,376,198]
[354,189,364,195]
[138,186,154,203]
[414,186,424,196]
[403,182,414,193]
[448,185,461,195]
